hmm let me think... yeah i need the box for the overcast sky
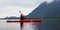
[0,0,54,18]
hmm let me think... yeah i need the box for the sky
[0,0,54,18]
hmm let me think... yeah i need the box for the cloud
[0,0,54,18]
[0,6,33,18]
[0,0,42,8]
[46,0,54,3]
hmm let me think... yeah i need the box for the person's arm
[19,11,24,16]
[19,11,27,19]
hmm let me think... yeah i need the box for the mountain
[4,16,20,19]
[26,0,60,19]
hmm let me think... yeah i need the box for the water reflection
[0,19,60,30]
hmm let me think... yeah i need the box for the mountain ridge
[26,0,60,19]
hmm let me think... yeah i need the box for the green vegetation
[56,16,60,20]
[0,16,60,20]
[42,17,55,19]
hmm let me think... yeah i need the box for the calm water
[0,19,38,30]
[36,19,60,30]
[0,19,60,30]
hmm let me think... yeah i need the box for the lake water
[0,19,60,30]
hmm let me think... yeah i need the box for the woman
[19,11,24,20]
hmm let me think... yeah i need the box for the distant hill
[26,0,60,19]
[4,16,20,19]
